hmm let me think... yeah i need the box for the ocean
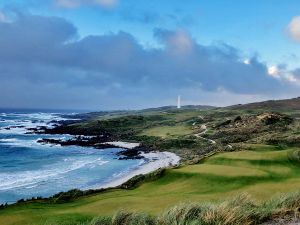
[0,110,145,204]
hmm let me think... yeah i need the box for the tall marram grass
[158,194,261,225]
[47,191,300,225]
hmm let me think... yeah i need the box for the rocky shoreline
[0,113,182,207]
[37,136,151,160]
[39,119,154,160]
[1,117,155,160]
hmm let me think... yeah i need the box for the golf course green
[1,144,300,225]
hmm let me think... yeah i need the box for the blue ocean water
[0,111,143,204]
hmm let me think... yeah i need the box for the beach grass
[2,144,300,224]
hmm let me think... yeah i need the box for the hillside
[2,97,300,224]
[2,144,300,225]
[230,97,300,111]
[47,100,299,162]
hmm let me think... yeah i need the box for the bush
[51,189,85,203]
[120,169,166,189]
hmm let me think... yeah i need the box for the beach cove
[0,111,180,204]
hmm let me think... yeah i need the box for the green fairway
[2,144,300,225]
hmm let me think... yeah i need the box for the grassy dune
[1,144,300,225]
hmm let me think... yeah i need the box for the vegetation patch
[2,145,300,225]
[5,100,300,224]
[9,192,300,225]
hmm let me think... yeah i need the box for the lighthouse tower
[177,95,181,109]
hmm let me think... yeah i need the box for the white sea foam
[8,113,67,121]
[0,138,19,142]
[0,158,109,191]
[0,112,181,203]
[0,139,38,148]
[104,141,140,149]
[90,151,180,189]
[0,127,26,135]
[0,137,48,148]
[0,112,75,135]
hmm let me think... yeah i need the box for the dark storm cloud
[0,14,296,110]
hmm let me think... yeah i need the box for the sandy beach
[90,151,180,189]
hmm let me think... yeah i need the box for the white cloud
[288,16,300,42]
[156,30,194,55]
[2,15,300,109]
[170,31,193,53]
[268,65,300,85]
[55,0,118,9]
[285,73,298,83]
[0,10,9,23]
[268,65,280,78]
[243,59,251,65]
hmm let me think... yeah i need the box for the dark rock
[37,126,47,130]
[257,113,293,125]
[37,135,111,148]
[9,125,25,129]
[216,119,232,128]
[32,120,44,123]
[234,116,242,122]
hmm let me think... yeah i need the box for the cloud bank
[0,14,299,110]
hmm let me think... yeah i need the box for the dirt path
[194,124,216,144]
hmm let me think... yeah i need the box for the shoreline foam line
[88,151,180,190]
[103,141,140,149]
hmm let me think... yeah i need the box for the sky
[0,0,300,110]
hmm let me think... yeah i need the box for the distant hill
[229,97,300,111]
[69,97,300,120]
[71,105,216,120]
[139,105,216,112]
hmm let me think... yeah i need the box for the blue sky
[0,0,300,110]
[11,0,300,67]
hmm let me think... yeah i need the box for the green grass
[2,144,300,225]
[25,192,300,225]
[139,125,193,138]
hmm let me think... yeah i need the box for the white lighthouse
[177,95,181,109]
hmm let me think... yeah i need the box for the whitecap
[0,157,109,191]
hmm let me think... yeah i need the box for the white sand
[91,151,180,189]
[104,141,140,149]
